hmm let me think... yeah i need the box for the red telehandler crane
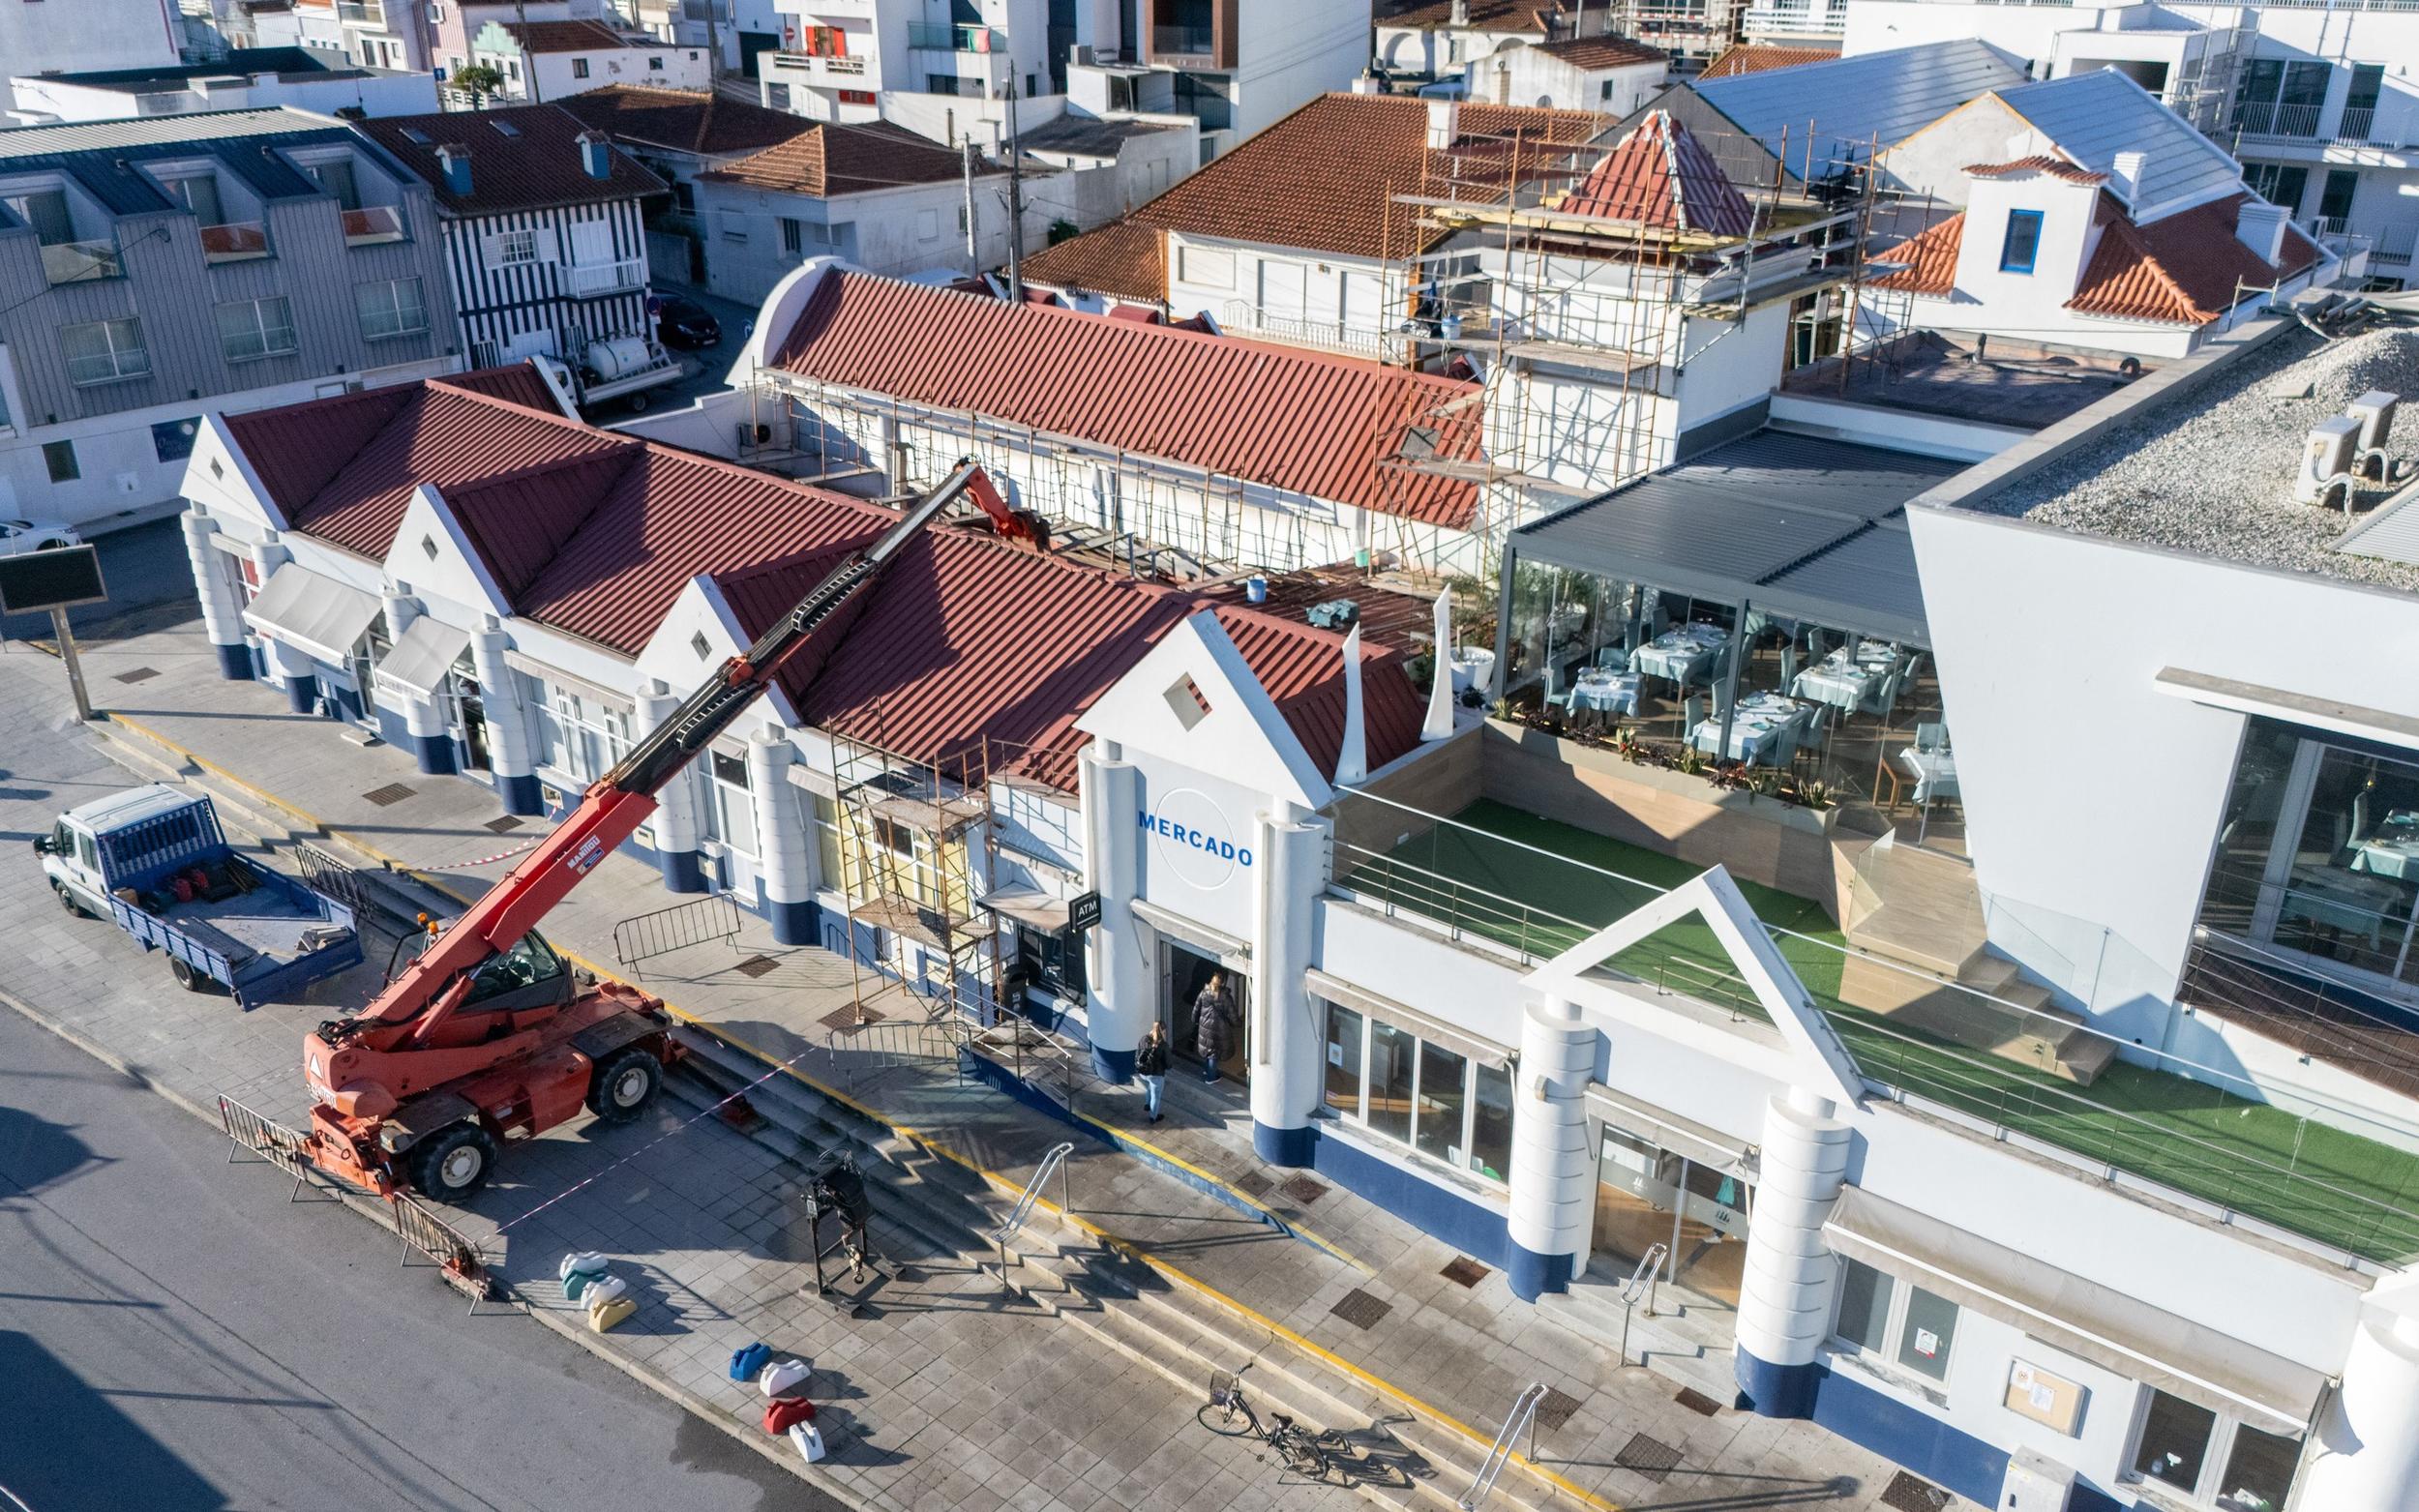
[304,460,1041,1201]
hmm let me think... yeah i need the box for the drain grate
[361,783,415,807]
[1329,1289,1391,1330]
[1879,1471,1952,1512]
[1534,1387,1584,1433]
[820,1004,883,1031]
[1231,1171,1275,1199]
[482,815,523,833]
[1613,1433,1682,1484]
[1280,1175,1329,1206]
[113,667,160,684]
[1674,1386,1723,1417]
[1440,1257,1489,1289]
[732,955,778,979]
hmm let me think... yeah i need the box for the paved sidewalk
[15,618,1947,1512]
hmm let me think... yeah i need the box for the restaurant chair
[1914,722,1948,755]
[1682,693,1705,740]
[1544,666,1572,711]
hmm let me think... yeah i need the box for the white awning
[1304,968,1509,1068]
[1584,1084,1754,1175]
[980,887,1070,934]
[1824,1186,2330,1434]
[373,615,471,703]
[1131,899,1249,964]
[241,562,381,667]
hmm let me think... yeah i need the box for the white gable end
[1077,608,1330,812]
[383,485,511,621]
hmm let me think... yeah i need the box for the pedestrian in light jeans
[1137,1022,1170,1123]
[1193,972,1238,1084]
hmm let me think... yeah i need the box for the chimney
[1425,96,1461,151]
[2235,199,2289,264]
[1449,0,1470,23]
[1352,70,1384,95]
[577,130,613,181]
[1333,624,1368,786]
[2108,149,2145,209]
[435,142,471,196]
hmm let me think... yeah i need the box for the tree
[450,63,507,104]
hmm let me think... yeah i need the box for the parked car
[652,293,723,349]
[0,519,78,556]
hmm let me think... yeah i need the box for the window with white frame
[699,748,757,856]
[61,317,150,385]
[215,296,298,363]
[810,792,843,892]
[2129,1387,2302,1511]
[1319,1001,1512,1183]
[528,676,633,784]
[1177,243,1233,289]
[1830,1258,1960,1384]
[353,277,427,341]
[487,228,540,265]
[717,210,748,243]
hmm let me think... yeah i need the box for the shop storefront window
[701,748,756,857]
[1833,1259,1893,1353]
[810,792,842,891]
[2129,1388,2302,1511]
[2135,1390,2218,1494]
[530,678,631,785]
[1828,1258,1961,1383]
[1014,922,1085,997]
[1325,1003,1363,1114]
[1896,1285,1959,1382]
[1367,1022,1414,1142]
[1414,1041,1466,1166]
[1318,1001,1512,1185]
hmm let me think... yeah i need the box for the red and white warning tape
[417,840,542,872]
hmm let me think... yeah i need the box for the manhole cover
[1232,1171,1275,1199]
[1613,1433,1682,1484]
[361,783,415,807]
[1280,1175,1329,1206]
[733,955,778,979]
[1880,1471,1952,1512]
[1440,1257,1488,1288]
[113,667,159,684]
[1674,1386,1723,1417]
[820,1004,883,1031]
[1329,1289,1391,1330]
[483,815,523,833]
[1534,1387,1583,1433]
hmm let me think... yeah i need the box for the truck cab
[35,783,203,916]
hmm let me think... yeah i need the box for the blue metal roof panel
[1697,40,2028,168]
[1996,69,2243,217]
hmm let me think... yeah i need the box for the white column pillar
[1248,799,1325,1166]
[638,682,705,893]
[1733,1087,1852,1418]
[1507,993,1594,1300]
[2304,1309,2419,1511]
[377,585,455,775]
[249,535,317,713]
[181,507,251,680]
[1081,739,1148,1082]
[469,621,543,815]
[748,726,817,946]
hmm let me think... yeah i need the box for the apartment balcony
[907,21,1004,51]
[39,239,123,285]
[563,257,644,297]
[2233,101,2324,139]
[1741,2,1845,34]
[2374,222,2418,267]
[335,0,385,25]
[342,205,406,247]
[1151,22,1214,55]
[199,222,270,263]
[772,50,868,75]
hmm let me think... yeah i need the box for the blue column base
[213,642,254,680]
[1252,1120,1316,1168]
[1505,1242,1575,1302]
[769,896,818,947]
[498,771,543,816]
[331,684,365,724]
[658,847,705,894]
[284,674,318,714]
[1735,1348,1821,1419]
[1090,1045,1135,1083]
[411,732,457,775]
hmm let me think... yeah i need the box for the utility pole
[516,0,544,103]
[1003,78,1026,304]
[963,137,981,261]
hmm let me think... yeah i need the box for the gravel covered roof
[1971,325,2419,594]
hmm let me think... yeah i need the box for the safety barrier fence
[217,1094,322,1201]
[392,1193,497,1312]
[613,892,742,976]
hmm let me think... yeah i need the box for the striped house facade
[444,198,650,369]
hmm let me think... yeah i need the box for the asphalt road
[0,1005,835,1512]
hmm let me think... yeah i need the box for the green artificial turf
[1345,798,2419,1262]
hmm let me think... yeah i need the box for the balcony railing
[907,21,1003,50]
[2375,222,2418,265]
[2336,105,2379,143]
[2232,100,2324,137]
[563,257,644,297]
[200,222,270,262]
[1741,2,1846,32]
[39,239,122,285]
[342,205,405,246]
[1151,22,1213,52]
[820,53,867,74]
[336,0,385,24]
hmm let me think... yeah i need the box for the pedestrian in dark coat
[1137,1022,1170,1121]
[1193,972,1237,1083]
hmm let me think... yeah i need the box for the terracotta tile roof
[1377,0,1553,30]
[1535,34,1666,68]
[2067,193,2320,327]
[356,104,664,214]
[1022,222,1168,303]
[555,85,813,159]
[1696,43,1839,79]
[1126,92,1606,262]
[771,271,1484,529]
[1965,155,2105,186]
[1870,211,1962,295]
[701,120,972,198]
[1555,109,1754,236]
[498,18,636,53]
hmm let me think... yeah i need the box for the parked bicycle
[1198,1366,1420,1488]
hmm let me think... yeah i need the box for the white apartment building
[0,0,183,115]
[468,17,714,101]
[1475,33,1667,112]
[7,48,440,127]
[1372,0,1591,84]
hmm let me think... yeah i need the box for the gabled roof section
[1870,211,1962,295]
[1556,110,1755,237]
[1376,0,1556,30]
[554,84,813,159]
[1996,68,2243,218]
[1534,34,1666,69]
[495,18,636,53]
[2067,193,2320,327]
[702,120,975,198]
[356,104,664,214]
[1695,40,2026,164]
[1965,155,2105,186]
[222,384,419,521]
[1697,43,1838,79]
[1214,607,1426,782]
[771,272,1483,528]
[433,361,575,417]
[1022,221,1168,303]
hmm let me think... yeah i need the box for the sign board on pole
[1066,890,1103,934]
[0,545,107,614]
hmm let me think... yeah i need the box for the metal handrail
[1458,1381,1546,1510]
[1618,1241,1667,1366]
[993,1141,1074,1291]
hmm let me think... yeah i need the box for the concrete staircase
[1839,844,2117,1086]
[669,1031,1606,1512]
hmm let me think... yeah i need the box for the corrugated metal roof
[772,272,1484,529]
[1997,69,2241,219]
[433,361,573,417]
[1509,430,1959,641]
[1696,40,2026,166]
[0,107,327,159]
[2336,482,2419,568]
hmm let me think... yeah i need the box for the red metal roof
[431,361,570,416]
[771,272,1483,530]
[1214,608,1425,783]
[1557,110,1756,238]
